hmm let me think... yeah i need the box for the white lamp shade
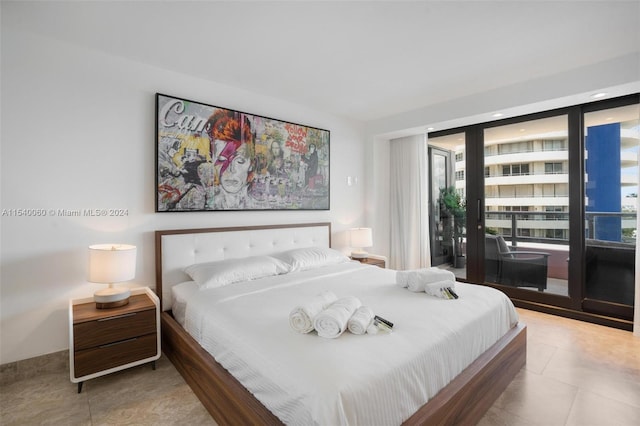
[350,228,373,248]
[88,244,137,284]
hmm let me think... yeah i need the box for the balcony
[438,210,636,307]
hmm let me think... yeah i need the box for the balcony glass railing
[484,210,636,246]
[585,211,638,243]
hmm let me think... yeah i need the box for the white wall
[0,28,366,363]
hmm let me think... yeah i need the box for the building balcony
[485,173,568,186]
[484,149,568,166]
[486,218,569,230]
[621,174,637,186]
[620,150,638,168]
[485,196,569,207]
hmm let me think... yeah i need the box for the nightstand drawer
[74,309,156,351]
[74,333,157,377]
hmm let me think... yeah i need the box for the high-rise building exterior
[453,123,638,243]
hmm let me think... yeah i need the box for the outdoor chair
[485,235,550,291]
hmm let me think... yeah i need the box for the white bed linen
[171,281,199,326]
[181,262,519,426]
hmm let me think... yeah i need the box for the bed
[156,222,526,425]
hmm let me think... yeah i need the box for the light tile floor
[1,308,639,425]
[0,354,214,425]
[479,309,640,426]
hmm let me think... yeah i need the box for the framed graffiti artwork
[155,93,330,212]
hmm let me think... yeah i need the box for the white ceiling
[3,1,639,122]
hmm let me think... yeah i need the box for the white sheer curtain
[389,135,430,270]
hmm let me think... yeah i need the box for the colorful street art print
[156,94,330,212]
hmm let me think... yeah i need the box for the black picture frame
[156,93,330,212]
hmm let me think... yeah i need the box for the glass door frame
[428,146,454,266]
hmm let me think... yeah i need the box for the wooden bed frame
[155,222,526,425]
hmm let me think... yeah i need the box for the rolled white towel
[398,268,450,290]
[314,296,362,338]
[424,267,456,282]
[406,268,456,292]
[347,305,374,335]
[289,290,338,333]
[406,271,428,292]
[396,270,411,288]
[425,280,457,298]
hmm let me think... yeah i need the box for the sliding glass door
[483,114,570,297]
[427,94,639,328]
[582,102,639,320]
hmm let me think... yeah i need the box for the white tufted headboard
[155,222,332,311]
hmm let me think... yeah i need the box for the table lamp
[88,244,136,309]
[350,228,373,259]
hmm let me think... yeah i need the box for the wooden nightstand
[351,255,386,268]
[69,287,160,393]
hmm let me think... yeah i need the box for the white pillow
[272,246,350,271]
[184,255,290,290]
